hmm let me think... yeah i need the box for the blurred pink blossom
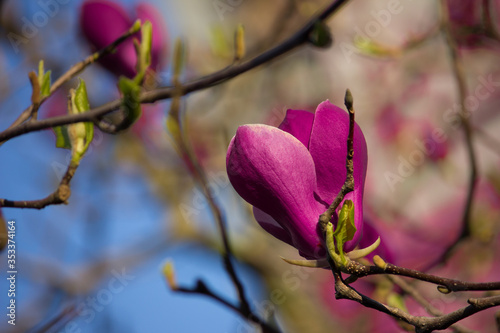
[80,0,168,78]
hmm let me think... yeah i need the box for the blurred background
[0,0,499,332]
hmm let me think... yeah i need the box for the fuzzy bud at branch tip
[131,19,142,33]
[234,24,245,61]
[344,89,353,111]
[162,260,177,290]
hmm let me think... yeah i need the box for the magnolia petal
[136,3,168,71]
[80,0,137,78]
[278,109,314,148]
[308,100,368,250]
[253,207,294,246]
[227,124,325,258]
[280,256,330,268]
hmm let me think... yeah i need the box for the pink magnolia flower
[80,0,168,78]
[446,0,500,48]
[226,101,368,259]
[447,0,481,28]
[417,120,449,162]
[374,104,404,143]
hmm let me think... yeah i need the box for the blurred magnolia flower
[446,0,500,48]
[374,104,404,143]
[447,0,481,27]
[79,0,169,142]
[226,101,368,259]
[375,103,450,163]
[418,120,449,162]
[80,0,168,78]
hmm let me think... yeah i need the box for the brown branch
[0,0,351,143]
[5,21,142,131]
[318,89,355,231]
[334,270,500,333]
[199,170,251,314]
[174,280,281,333]
[387,275,477,333]
[166,45,252,320]
[168,87,251,315]
[439,0,478,261]
[0,161,77,209]
[342,257,500,293]
[481,0,500,40]
[33,304,79,333]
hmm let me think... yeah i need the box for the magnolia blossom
[80,0,168,78]
[447,0,481,27]
[226,101,368,259]
[446,0,500,48]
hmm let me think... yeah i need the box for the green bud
[308,21,333,48]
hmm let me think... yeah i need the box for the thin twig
[30,304,78,333]
[0,0,351,143]
[387,275,477,333]
[439,0,478,261]
[5,21,141,131]
[343,257,500,293]
[0,161,77,209]
[318,89,355,231]
[169,97,252,316]
[166,45,252,318]
[481,0,500,41]
[175,280,281,333]
[334,270,500,333]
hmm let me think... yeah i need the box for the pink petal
[227,124,325,258]
[447,0,481,27]
[80,0,137,78]
[375,104,404,143]
[253,207,294,246]
[278,109,314,148]
[136,3,168,71]
[418,120,449,162]
[308,100,368,250]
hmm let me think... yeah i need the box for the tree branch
[386,275,477,333]
[439,0,478,261]
[341,256,500,293]
[334,269,500,333]
[0,0,351,143]
[0,161,77,209]
[174,280,281,333]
